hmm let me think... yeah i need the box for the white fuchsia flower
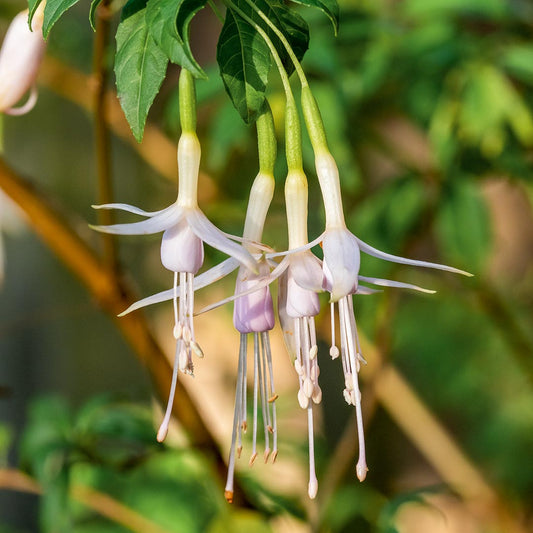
[225,258,279,503]
[92,129,257,442]
[312,149,471,481]
[225,161,278,503]
[0,5,46,115]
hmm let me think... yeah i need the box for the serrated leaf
[288,0,339,35]
[115,0,169,142]
[89,0,103,31]
[146,0,208,79]
[42,0,80,38]
[216,0,309,123]
[27,0,44,28]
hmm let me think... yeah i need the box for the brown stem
[0,468,172,533]
[92,0,119,275]
[0,158,250,503]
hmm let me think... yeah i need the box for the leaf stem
[223,0,294,103]
[241,0,308,88]
[207,0,225,24]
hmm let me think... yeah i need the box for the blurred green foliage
[1,0,533,532]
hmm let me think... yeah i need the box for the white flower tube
[0,5,46,115]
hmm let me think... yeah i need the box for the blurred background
[1,0,532,531]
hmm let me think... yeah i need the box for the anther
[298,389,310,409]
[268,394,278,403]
[191,341,204,358]
[309,345,318,360]
[249,452,257,466]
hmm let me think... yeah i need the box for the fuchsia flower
[0,5,46,115]
[225,257,278,503]
[92,131,256,442]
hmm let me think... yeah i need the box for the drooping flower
[278,249,323,499]
[312,149,471,481]
[225,257,278,503]
[0,5,46,115]
[224,120,278,502]
[92,126,257,442]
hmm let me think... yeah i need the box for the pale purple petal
[358,276,436,294]
[286,272,321,318]
[186,209,257,273]
[355,237,472,276]
[289,251,324,292]
[322,228,360,301]
[196,257,290,315]
[233,263,275,334]
[277,273,297,361]
[161,219,204,273]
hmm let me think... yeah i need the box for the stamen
[251,333,259,463]
[307,406,318,499]
[339,296,367,482]
[157,340,181,442]
[262,332,278,461]
[173,272,179,333]
[225,333,246,503]
[330,302,339,359]
[256,334,270,456]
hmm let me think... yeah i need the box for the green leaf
[216,0,309,123]
[435,179,492,273]
[216,8,271,124]
[27,0,44,28]
[89,0,103,31]
[288,0,339,35]
[42,0,81,38]
[146,0,208,79]
[115,0,169,142]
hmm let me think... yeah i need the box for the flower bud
[0,7,46,115]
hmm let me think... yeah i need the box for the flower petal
[322,228,360,301]
[186,208,257,273]
[355,237,473,277]
[92,202,173,217]
[233,262,275,333]
[91,205,183,235]
[267,233,324,259]
[286,271,321,318]
[289,251,324,292]
[358,276,436,294]
[196,257,290,315]
[355,286,381,295]
[118,258,240,316]
[161,219,204,273]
